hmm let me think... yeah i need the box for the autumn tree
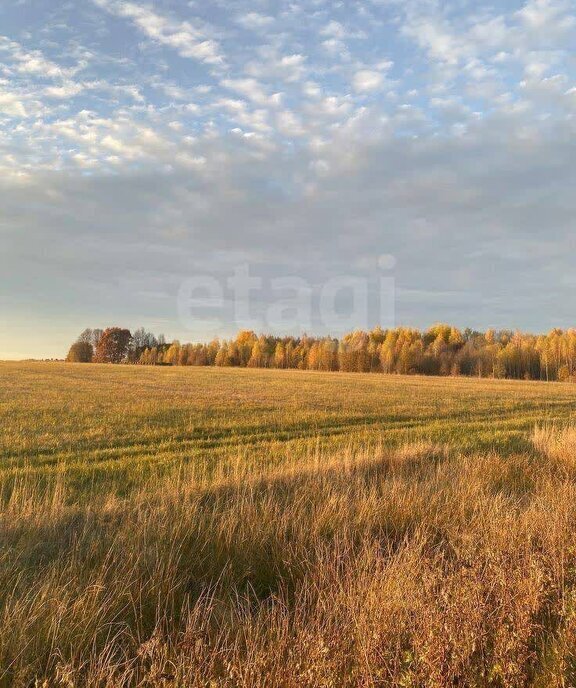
[66,341,93,363]
[75,328,103,350]
[248,340,266,368]
[77,328,93,345]
[273,342,286,368]
[215,343,229,367]
[94,328,132,363]
[63,323,576,382]
[128,327,159,363]
[164,341,181,365]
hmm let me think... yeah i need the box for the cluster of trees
[66,327,165,365]
[67,325,576,382]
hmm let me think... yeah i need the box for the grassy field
[3,362,576,685]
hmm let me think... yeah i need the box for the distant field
[3,362,576,685]
[3,361,576,481]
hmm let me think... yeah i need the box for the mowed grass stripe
[3,363,576,455]
[2,362,576,480]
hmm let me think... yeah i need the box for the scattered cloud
[246,49,307,83]
[92,0,225,65]
[276,109,306,137]
[0,89,26,116]
[221,78,282,107]
[236,12,274,30]
[353,69,385,92]
[1,0,576,356]
[44,82,84,99]
[0,35,82,79]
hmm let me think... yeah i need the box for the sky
[1,0,575,358]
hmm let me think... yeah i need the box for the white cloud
[353,70,384,92]
[402,17,469,65]
[92,0,224,65]
[221,78,281,107]
[320,19,367,40]
[215,98,271,133]
[322,39,350,60]
[517,0,576,33]
[0,90,27,117]
[276,110,306,137]
[303,81,322,99]
[311,95,353,118]
[44,82,84,99]
[247,49,307,83]
[320,21,348,39]
[0,36,76,79]
[236,12,274,30]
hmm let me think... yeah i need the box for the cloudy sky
[1,0,575,358]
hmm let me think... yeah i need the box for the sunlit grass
[3,362,576,685]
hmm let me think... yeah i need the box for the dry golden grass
[533,424,576,476]
[3,363,576,686]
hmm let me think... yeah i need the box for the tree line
[65,325,576,382]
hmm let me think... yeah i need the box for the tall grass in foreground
[3,431,576,686]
